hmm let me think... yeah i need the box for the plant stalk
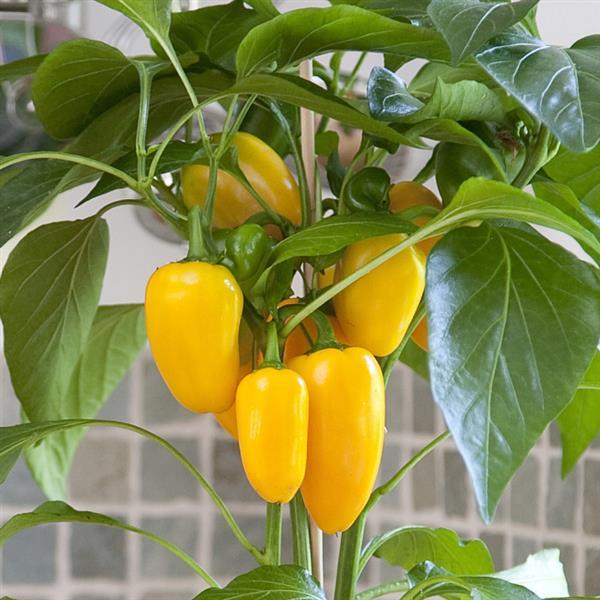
[186,205,206,261]
[333,516,366,600]
[264,502,283,565]
[290,493,312,571]
[355,580,409,600]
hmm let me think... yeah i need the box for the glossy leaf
[244,0,279,18]
[494,549,569,598]
[558,352,600,476]
[476,32,600,152]
[229,74,422,148]
[0,218,108,424]
[235,5,449,77]
[32,40,139,139]
[427,221,600,521]
[329,0,432,25]
[25,305,146,500]
[0,54,46,82]
[409,61,492,95]
[169,1,268,72]
[194,565,325,599]
[545,144,600,224]
[375,526,494,575]
[428,0,539,65]
[369,67,504,123]
[96,0,172,47]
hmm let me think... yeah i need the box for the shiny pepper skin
[181,132,301,228]
[145,261,243,413]
[333,234,426,357]
[236,367,309,503]
[288,347,385,534]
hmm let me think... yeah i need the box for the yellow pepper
[288,347,385,534]
[145,261,243,413]
[181,131,301,229]
[236,366,309,503]
[389,181,442,350]
[333,234,426,357]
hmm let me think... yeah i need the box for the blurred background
[0,1,599,598]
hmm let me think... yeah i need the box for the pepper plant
[0,0,599,598]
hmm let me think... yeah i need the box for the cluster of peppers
[144,132,441,535]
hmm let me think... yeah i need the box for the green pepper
[344,167,391,213]
[435,141,507,205]
[223,223,273,285]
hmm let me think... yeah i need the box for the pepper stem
[262,321,283,368]
[186,205,207,261]
[309,310,343,351]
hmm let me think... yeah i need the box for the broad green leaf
[25,305,146,500]
[271,213,416,267]
[329,0,432,26]
[82,141,209,203]
[428,0,539,65]
[545,144,600,224]
[494,549,569,598]
[0,71,231,247]
[375,527,494,575]
[368,67,505,123]
[436,178,600,263]
[409,59,492,96]
[0,218,108,424]
[558,352,600,476]
[32,40,139,139]
[244,0,279,18]
[96,0,172,48]
[169,1,269,72]
[0,54,46,82]
[426,221,600,521]
[229,74,422,148]
[400,339,430,380]
[235,5,449,77]
[532,181,600,243]
[476,32,600,152]
[194,565,325,599]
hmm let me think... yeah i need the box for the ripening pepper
[223,223,273,286]
[181,131,301,228]
[288,347,385,534]
[236,366,309,503]
[333,234,426,357]
[389,181,443,351]
[145,261,243,414]
[344,167,391,213]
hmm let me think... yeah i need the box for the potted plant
[0,1,598,598]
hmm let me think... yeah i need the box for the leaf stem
[290,493,312,571]
[133,62,152,182]
[333,516,366,600]
[186,205,207,261]
[355,579,409,600]
[96,198,143,217]
[512,125,551,188]
[264,502,283,565]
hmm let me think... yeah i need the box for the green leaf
[244,0,279,18]
[400,339,430,380]
[409,59,492,96]
[558,352,600,476]
[368,67,505,123]
[329,0,432,25]
[235,5,449,77]
[194,565,325,599]
[82,141,209,203]
[426,221,600,522]
[436,178,600,263]
[0,218,109,424]
[229,73,422,148]
[0,54,46,82]
[271,213,416,267]
[32,40,139,139]
[494,549,569,598]
[428,0,539,65]
[532,181,600,243]
[375,527,494,575]
[0,71,231,247]
[96,0,172,47]
[25,305,146,500]
[545,144,600,223]
[476,32,600,152]
[169,1,269,72]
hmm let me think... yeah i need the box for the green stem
[355,580,409,600]
[186,205,207,261]
[51,419,265,565]
[200,156,220,253]
[333,516,366,600]
[153,177,184,212]
[264,503,283,565]
[0,151,140,191]
[512,125,551,188]
[96,199,143,217]
[290,493,312,571]
[134,62,152,182]
[262,321,282,367]
[141,187,186,230]
[381,303,426,385]
[340,51,367,95]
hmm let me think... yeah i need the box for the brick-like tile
[510,455,540,525]
[70,521,127,579]
[2,525,56,583]
[583,459,600,535]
